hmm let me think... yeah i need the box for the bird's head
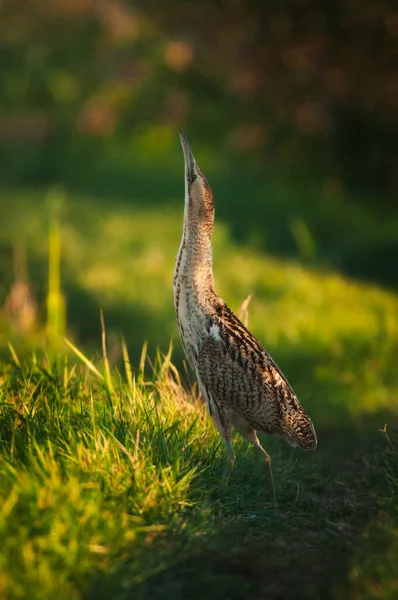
[179,131,215,237]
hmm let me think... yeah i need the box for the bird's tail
[283,408,317,450]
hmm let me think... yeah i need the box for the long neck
[174,178,217,308]
[185,227,215,299]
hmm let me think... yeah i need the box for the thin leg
[238,427,277,506]
[255,444,277,507]
[222,439,236,483]
[211,411,235,484]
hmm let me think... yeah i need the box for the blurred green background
[0,0,397,365]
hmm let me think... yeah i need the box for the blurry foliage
[0,0,397,204]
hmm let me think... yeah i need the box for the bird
[173,131,317,506]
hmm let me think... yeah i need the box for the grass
[0,343,397,599]
[0,186,397,598]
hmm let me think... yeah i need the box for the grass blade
[64,337,104,380]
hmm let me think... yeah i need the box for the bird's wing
[206,301,301,411]
[197,301,317,449]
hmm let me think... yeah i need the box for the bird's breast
[174,274,209,367]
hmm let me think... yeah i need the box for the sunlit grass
[0,344,218,599]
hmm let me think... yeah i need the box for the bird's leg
[255,444,277,507]
[239,427,277,506]
[211,412,235,484]
[222,439,236,483]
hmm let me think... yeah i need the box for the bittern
[173,132,317,505]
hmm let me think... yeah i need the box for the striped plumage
[174,132,317,505]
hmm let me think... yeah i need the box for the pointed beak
[179,130,196,183]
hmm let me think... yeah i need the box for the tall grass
[0,341,220,599]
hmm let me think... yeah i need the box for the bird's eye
[191,173,197,182]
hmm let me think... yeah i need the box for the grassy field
[0,188,397,598]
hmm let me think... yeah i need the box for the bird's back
[196,299,318,451]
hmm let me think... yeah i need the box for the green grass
[0,344,397,599]
[0,187,397,598]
